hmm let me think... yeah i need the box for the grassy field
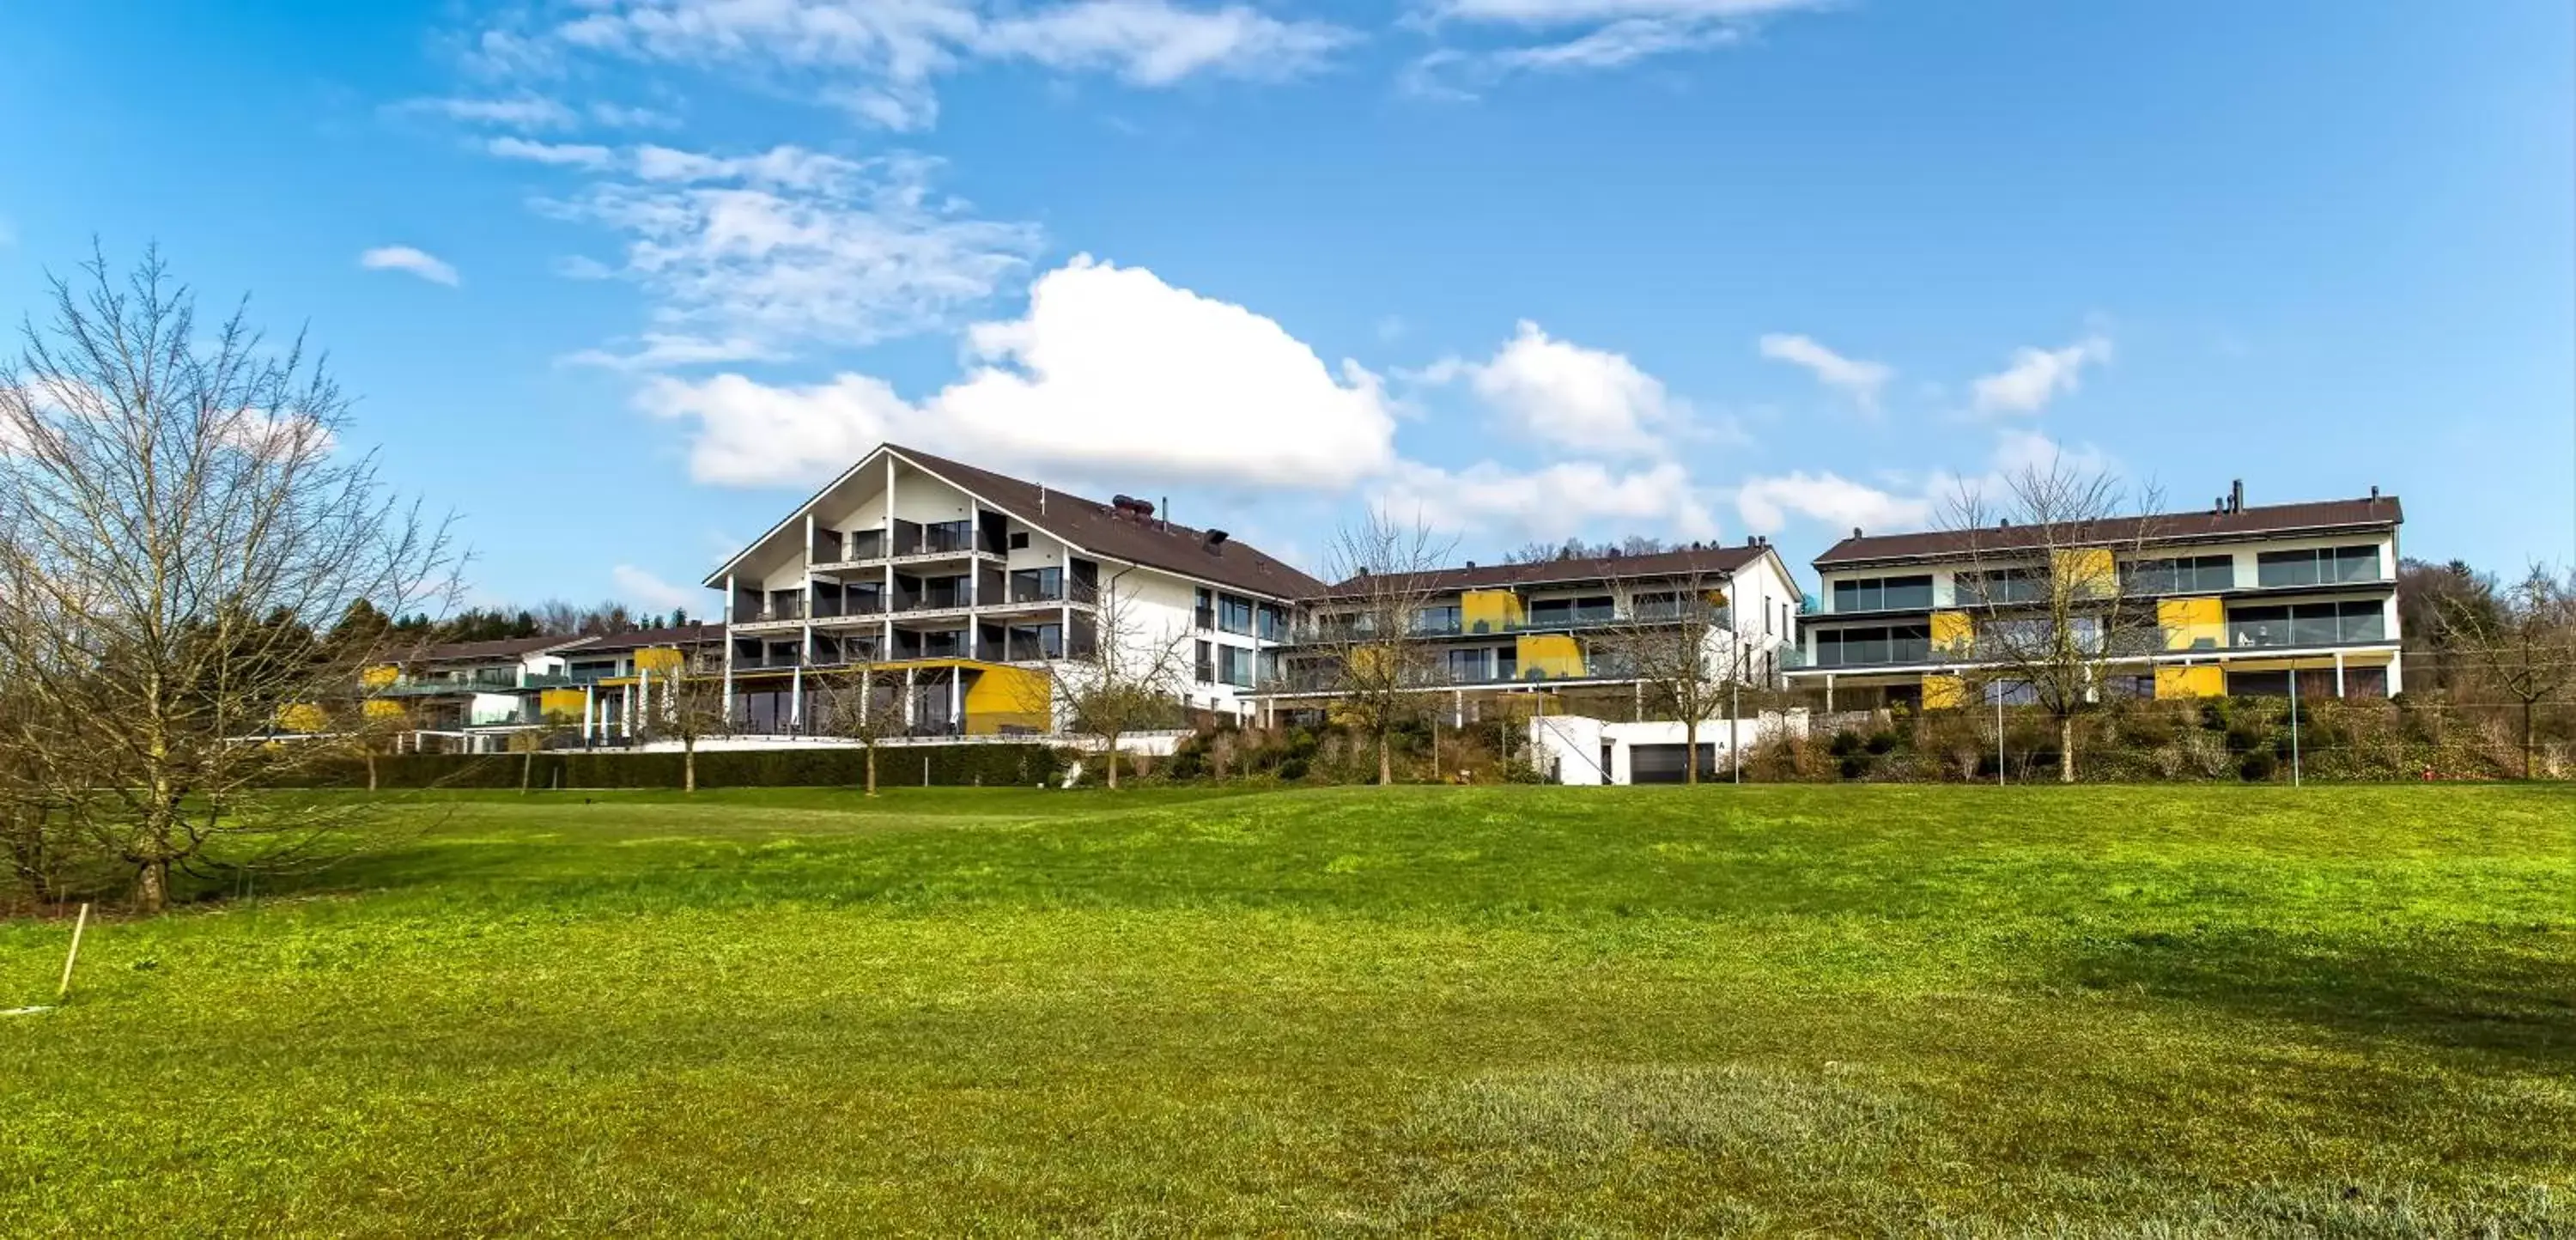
[3,784,2573,1237]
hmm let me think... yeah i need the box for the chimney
[2229,479,2245,514]
[2369,484,2380,500]
[1464,560,1476,569]
[1160,495,1170,530]
[1203,529,1230,552]
[1851,527,1862,538]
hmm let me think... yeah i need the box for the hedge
[295,744,1073,790]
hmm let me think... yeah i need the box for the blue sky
[3,0,2569,612]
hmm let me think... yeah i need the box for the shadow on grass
[2061,926,2576,1061]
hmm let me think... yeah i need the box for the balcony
[1005,633,1064,661]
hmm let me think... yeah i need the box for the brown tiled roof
[570,623,726,653]
[1312,544,1771,601]
[1813,495,2403,567]
[890,446,1327,600]
[405,634,593,665]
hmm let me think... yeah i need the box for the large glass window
[2257,544,2382,587]
[1954,568,2046,605]
[1832,574,1935,612]
[1814,623,1932,666]
[1217,644,1255,688]
[1194,587,1215,630]
[1255,603,1289,642]
[1008,567,1061,603]
[1444,647,1488,683]
[1413,604,1462,635]
[1218,593,1255,635]
[2123,555,2235,595]
[2227,599,2387,647]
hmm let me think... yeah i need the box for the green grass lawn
[4,785,2573,1237]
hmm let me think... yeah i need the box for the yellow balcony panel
[2159,596,2225,652]
[1929,610,1974,654]
[1516,633,1584,680]
[2053,547,2117,598]
[1461,589,1524,634]
[1923,674,1967,709]
[2154,666,2224,700]
[963,663,1052,734]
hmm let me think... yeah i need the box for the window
[2123,555,2234,595]
[1008,531,1031,550]
[1445,647,1488,683]
[2256,544,2381,588]
[1832,574,1934,612]
[1255,602,1289,642]
[2227,599,2385,647]
[1008,567,1061,603]
[1495,646,1518,681]
[1217,644,1255,688]
[1527,594,1614,626]
[1218,593,1254,635]
[1414,604,1462,635]
[1194,587,1215,630]
[1814,624,1932,667]
[1983,679,2039,707]
[1953,568,2045,606]
[1194,639,1215,683]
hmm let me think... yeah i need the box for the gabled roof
[1310,544,1776,601]
[1813,495,2403,568]
[705,442,1325,600]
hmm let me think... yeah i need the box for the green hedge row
[301,745,1073,790]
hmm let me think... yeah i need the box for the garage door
[1630,743,1716,784]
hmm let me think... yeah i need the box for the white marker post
[58,903,90,1000]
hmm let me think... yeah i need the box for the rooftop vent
[1203,529,1230,551]
[1109,494,1155,520]
[2229,479,2245,514]
[1851,527,1862,538]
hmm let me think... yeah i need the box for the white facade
[1530,711,1814,784]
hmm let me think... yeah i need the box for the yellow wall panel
[360,664,400,689]
[539,689,587,721]
[2154,666,2224,700]
[1516,633,1585,679]
[1460,589,1524,633]
[964,664,1052,734]
[2053,547,2117,598]
[1929,610,1973,654]
[362,699,409,722]
[2159,596,2225,651]
[1922,674,1967,709]
[633,647,684,672]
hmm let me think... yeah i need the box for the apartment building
[368,624,724,752]
[702,444,1321,737]
[1786,485,2404,709]
[1253,541,1805,726]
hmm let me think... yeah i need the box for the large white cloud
[1971,333,2112,416]
[1734,471,1930,538]
[1421,319,1685,457]
[639,255,1399,490]
[1378,458,1720,541]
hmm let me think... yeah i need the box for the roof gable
[1812,495,2404,568]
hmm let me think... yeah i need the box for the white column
[2334,650,2346,699]
[582,685,595,743]
[790,664,803,732]
[721,572,736,707]
[949,670,963,735]
[902,667,916,726]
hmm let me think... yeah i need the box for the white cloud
[977,0,1354,85]
[551,144,1040,365]
[1970,333,2112,416]
[639,255,1398,490]
[590,101,680,128]
[1421,319,1684,457]
[412,94,581,129]
[521,0,1353,131]
[1378,458,1719,541]
[1407,0,1822,90]
[358,246,460,287]
[613,564,702,611]
[1757,332,1891,411]
[1735,471,1931,537]
[487,136,617,168]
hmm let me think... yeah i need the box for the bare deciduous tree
[1601,571,1740,785]
[1048,570,1190,789]
[2444,564,2576,779]
[0,247,458,911]
[639,660,730,793]
[1940,457,2165,783]
[1319,508,1458,785]
[814,653,906,795]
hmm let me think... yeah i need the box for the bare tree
[1318,508,1459,785]
[1601,571,1739,785]
[814,654,905,795]
[1939,457,2165,783]
[0,248,458,911]
[2444,564,2576,779]
[640,659,731,793]
[1048,570,1190,789]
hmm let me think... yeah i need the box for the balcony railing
[811,595,887,619]
[1296,604,1724,644]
